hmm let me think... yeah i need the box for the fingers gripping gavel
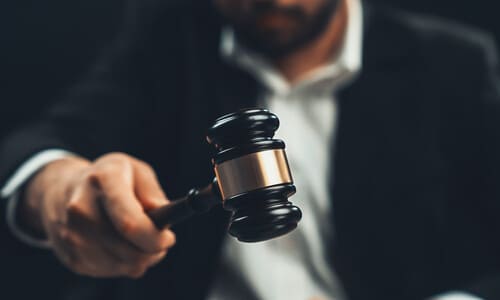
[22,109,301,278]
[148,108,302,242]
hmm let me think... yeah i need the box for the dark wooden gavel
[147,108,302,242]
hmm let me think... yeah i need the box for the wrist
[20,157,91,239]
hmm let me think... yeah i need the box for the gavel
[147,108,302,242]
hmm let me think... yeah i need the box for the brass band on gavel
[214,149,293,201]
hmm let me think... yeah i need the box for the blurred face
[214,0,340,58]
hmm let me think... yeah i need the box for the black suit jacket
[2,1,500,299]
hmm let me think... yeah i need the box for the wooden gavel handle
[146,179,221,229]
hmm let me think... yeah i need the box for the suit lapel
[329,4,427,298]
[213,58,260,114]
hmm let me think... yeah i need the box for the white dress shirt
[0,0,484,299]
[0,149,74,248]
[209,0,361,299]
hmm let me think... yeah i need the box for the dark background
[1,0,499,142]
[0,0,499,298]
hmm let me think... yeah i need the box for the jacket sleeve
[479,38,500,202]
[0,23,156,186]
[475,35,500,245]
[0,6,164,253]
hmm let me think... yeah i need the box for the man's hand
[21,152,176,278]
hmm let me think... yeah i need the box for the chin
[235,25,306,58]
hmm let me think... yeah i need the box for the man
[1,0,500,299]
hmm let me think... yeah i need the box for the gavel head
[206,108,302,242]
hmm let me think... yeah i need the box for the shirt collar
[220,0,364,96]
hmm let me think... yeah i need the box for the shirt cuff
[1,149,75,249]
[429,292,483,300]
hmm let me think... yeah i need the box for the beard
[222,0,340,59]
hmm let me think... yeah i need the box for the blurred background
[2,0,498,142]
[0,0,499,297]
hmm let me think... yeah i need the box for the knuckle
[105,152,131,164]
[108,152,129,159]
[66,199,85,216]
[85,167,108,181]
[116,218,138,235]
[137,160,155,175]
[82,168,108,189]
[66,198,93,222]
[93,154,132,177]
[84,166,126,190]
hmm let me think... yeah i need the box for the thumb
[131,160,170,211]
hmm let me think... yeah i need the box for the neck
[273,0,349,84]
